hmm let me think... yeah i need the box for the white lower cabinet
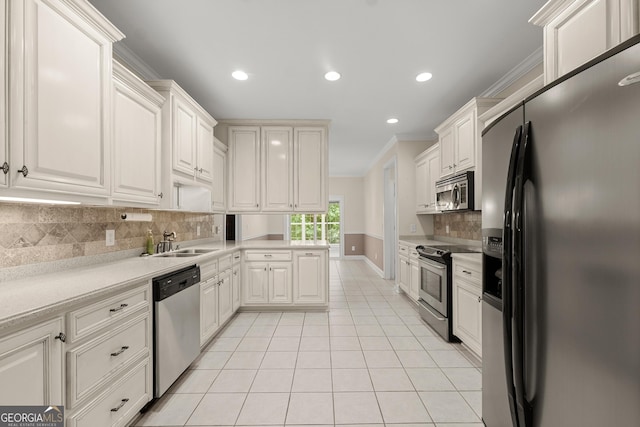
[232,252,241,312]
[409,253,421,301]
[200,276,220,346]
[218,269,233,325]
[65,281,153,426]
[0,317,64,405]
[293,250,327,305]
[452,257,483,357]
[269,264,292,303]
[243,262,292,305]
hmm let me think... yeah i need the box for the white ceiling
[89,0,546,176]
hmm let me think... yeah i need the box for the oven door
[418,257,448,316]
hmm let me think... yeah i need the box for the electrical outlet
[446,225,450,234]
[197,225,201,236]
[105,229,115,246]
[351,246,355,252]
[409,223,417,233]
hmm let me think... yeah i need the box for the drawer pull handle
[110,398,129,412]
[110,346,129,357]
[264,254,272,258]
[110,303,128,313]
[54,332,66,343]
[305,252,314,256]
[462,270,472,275]
[234,255,240,259]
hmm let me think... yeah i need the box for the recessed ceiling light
[324,71,341,81]
[232,70,248,80]
[416,72,433,82]
[387,118,399,124]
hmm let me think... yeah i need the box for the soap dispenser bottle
[146,230,155,255]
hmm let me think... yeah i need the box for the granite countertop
[0,240,329,332]
[398,236,482,249]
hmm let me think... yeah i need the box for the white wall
[240,214,270,240]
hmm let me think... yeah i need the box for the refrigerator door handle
[503,124,522,427]
[512,121,533,427]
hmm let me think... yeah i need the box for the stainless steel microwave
[435,171,474,212]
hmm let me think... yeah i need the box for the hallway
[134,259,482,426]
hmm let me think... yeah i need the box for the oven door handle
[419,259,446,270]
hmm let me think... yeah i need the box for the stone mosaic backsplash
[434,211,482,241]
[0,203,221,268]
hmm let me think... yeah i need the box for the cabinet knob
[54,332,66,343]
[448,165,452,170]
[1,162,8,175]
[453,163,457,167]
[199,168,203,173]
[158,192,164,199]
[256,204,259,207]
[18,165,29,177]
[478,296,482,303]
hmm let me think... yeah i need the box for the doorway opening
[383,157,397,280]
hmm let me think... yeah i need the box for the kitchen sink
[154,248,219,257]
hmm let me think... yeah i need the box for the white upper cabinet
[0,1,6,189]
[146,80,218,210]
[8,0,124,199]
[531,0,640,84]
[438,127,455,177]
[228,122,328,213]
[212,138,227,212]
[228,126,261,212]
[415,144,440,214]
[294,127,327,212]
[262,126,294,211]
[112,60,164,206]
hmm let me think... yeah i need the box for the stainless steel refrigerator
[481,34,640,427]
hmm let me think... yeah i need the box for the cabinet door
[410,260,420,301]
[398,256,410,294]
[200,277,219,345]
[439,127,455,177]
[0,1,6,189]
[427,150,441,212]
[229,126,261,211]
[212,144,226,212]
[415,157,429,212]
[10,0,120,197]
[294,127,327,212]
[232,263,241,312]
[454,280,482,355]
[454,112,475,172]
[262,126,293,211]
[218,269,233,325]
[196,117,214,183]
[0,317,64,405]
[269,263,292,303]
[293,251,327,305]
[243,263,269,304]
[172,96,197,177]
[112,66,162,205]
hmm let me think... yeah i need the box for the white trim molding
[113,42,162,80]
[479,46,543,98]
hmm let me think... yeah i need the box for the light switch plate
[197,225,201,236]
[409,223,417,233]
[105,229,115,246]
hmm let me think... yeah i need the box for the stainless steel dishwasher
[152,264,201,397]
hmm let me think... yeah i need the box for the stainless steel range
[415,244,479,341]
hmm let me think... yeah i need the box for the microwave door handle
[452,184,460,208]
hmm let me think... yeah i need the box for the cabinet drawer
[398,244,409,255]
[244,250,292,261]
[67,358,151,427]
[454,262,481,286]
[218,254,232,271]
[67,313,151,408]
[200,258,219,279]
[67,284,150,342]
[409,248,419,259]
[232,251,241,264]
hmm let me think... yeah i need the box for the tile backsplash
[0,203,223,269]
[434,211,482,241]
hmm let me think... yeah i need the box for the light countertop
[0,240,329,332]
[452,253,483,263]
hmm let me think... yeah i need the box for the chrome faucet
[157,231,177,253]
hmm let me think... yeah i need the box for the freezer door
[520,39,640,426]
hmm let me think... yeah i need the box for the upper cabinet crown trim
[113,60,165,106]
[219,119,330,127]
[146,80,217,126]
[59,0,125,42]
[530,0,584,25]
[434,97,503,134]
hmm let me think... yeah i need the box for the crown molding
[479,46,543,98]
[113,42,162,80]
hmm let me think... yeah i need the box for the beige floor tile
[331,351,367,368]
[359,336,392,351]
[274,325,303,337]
[186,393,246,425]
[260,351,298,369]
[286,392,334,425]
[251,369,294,392]
[236,393,290,425]
[363,350,402,368]
[405,368,456,391]
[168,369,219,394]
[302,325,330,337]
[329,324,357,336]
[442,368,482,391]
[295,351,331,369]
[369,368,414,391]
[418,391,480,423]
[460,391,482,418]
[194,351,232,370]
[209,369,257,393]
[396,350,438,368]
[299,336,330,351]
[237,337,271,352]
[388,336,424,350]
[292,368,332,392]
[333,392,383,424]
[428,351,474,368]
[376,391,432,423]
[268,337,300,352]
[135,393,203,426]
[206,337,242,352]
[225,352,265,369]
[331,368,373,392]
[330,336,361,350]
